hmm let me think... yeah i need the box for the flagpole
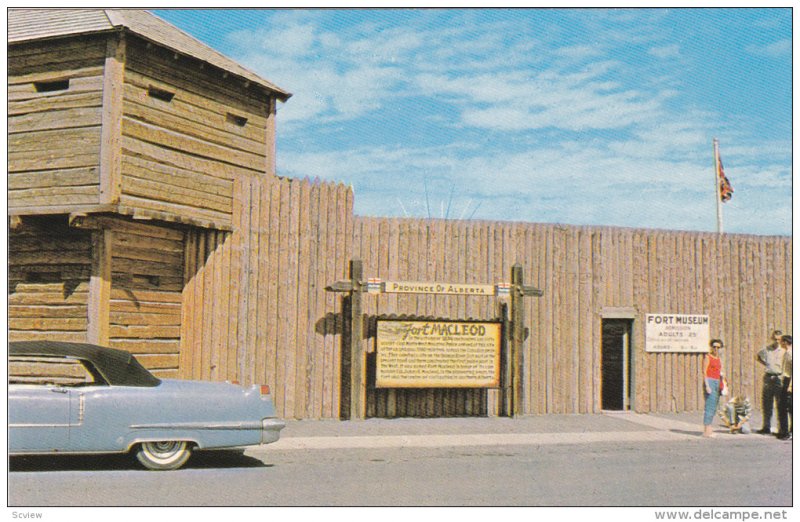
[713,138,723,234]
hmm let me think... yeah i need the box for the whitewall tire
[135,441,192,470]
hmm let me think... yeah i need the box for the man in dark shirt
[756,330,786,434]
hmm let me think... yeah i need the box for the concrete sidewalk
[251,410,784,452]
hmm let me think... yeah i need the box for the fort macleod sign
[327,263,541,418]
[376,320,502,388]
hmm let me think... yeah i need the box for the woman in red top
[702,339,725,438]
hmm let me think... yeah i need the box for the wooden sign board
[645,313,710,353]
[383,281,497,296]
[376,320,502,388]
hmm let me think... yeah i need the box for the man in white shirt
[777,335,792,440]
[756,330,786,434]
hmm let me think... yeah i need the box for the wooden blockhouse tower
[8,9,290,378]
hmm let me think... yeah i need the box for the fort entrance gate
[328,260,541,419]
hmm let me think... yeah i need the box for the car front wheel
[135,441,192,470]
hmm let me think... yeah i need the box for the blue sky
[154,8,792,236]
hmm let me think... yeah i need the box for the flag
[716,148,733,202]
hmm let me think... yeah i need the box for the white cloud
[746,38,791,57]
[648,44,680,59]
[209,9,790,235]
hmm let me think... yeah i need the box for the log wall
[119,36,274,229]
[108,219,185,378]
[180,180,792,418]
[8,36,106,213]
[181,176,354,419]
[8,218,93,343]
[352,220,793,416]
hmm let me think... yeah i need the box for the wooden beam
[349,260,365,420]
[10,204,117,217]
[99,32,125,205]
[265,96,276,176]
[9,215,23,230]
[511,263,525,417]
[69,213,134,231]
[326,280,355,292]
[87,229,113,346]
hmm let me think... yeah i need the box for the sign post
[510,264,524,417]
[327,260,542,419]
[349,260,365,419]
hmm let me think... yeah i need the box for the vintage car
[9,341,285,470]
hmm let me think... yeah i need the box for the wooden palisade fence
[181,176,792,419]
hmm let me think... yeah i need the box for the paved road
[8,413,792,507]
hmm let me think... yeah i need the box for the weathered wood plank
[122,152,234,199]
[10,317,88,331]
[110,324,181,339]
[320,184,336,418]
[9,305,88,318]
[179,231,197,379]
[254,178,271,393]
[9,106,102,134]
[9,88,103,114]
[122,95,268,153]
[86,229,112,345]
[287,180,303,418]
[294,180,312,418]
[10,186,100,207]
[9,168,99,191]
[121,174,232,213]
[117,194,231,228]
[9,126,100,152]
[9,36,107,71]
[264,178,281,394]
[125,40,269,115]
[121,135,258,180]
[9,290,89,306]
[9,331,87,343]
[109,339,180,354]
[235,178,254,383]
[223,182,241,383]
[122,117,266,172]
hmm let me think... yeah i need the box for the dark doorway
[602,319,633,411]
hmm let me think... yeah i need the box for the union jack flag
[717,149,733,202]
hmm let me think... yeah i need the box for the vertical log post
[87,229,113,346]
[510,264,525,417]
[349,260,366,420]
[499,302,511,417]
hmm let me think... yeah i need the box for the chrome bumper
[261,418,286,444]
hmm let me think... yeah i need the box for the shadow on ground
[670,429,702,436]
[9,449,268,472]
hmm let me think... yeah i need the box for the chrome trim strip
[262,419,286,431]
[9,423,70,428]
[10,449,127,456]
[77,394,85,425]
[129,421,263,430]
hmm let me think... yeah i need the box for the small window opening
[133,274,161,287]
[34,79,70,92]
[147,86,175,102]
[226,113,248,127]
[26,271,62,283]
